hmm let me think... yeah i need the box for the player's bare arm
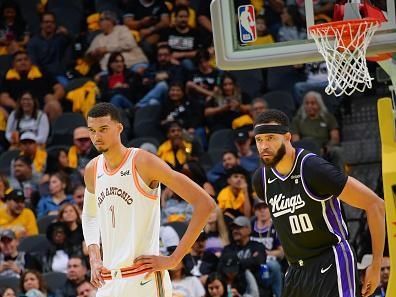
[339,176,385,297]
[82,157,105,288]
[133,149,216,273]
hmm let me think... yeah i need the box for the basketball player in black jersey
[252,110,385,297]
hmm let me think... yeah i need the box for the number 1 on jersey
[109,205,115,228]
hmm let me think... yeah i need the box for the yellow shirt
[0,207,38,238]
[217,186,246,213]
[251,34,275,46]
[157,140,192,168]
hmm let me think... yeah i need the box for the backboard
[211,0,396,70]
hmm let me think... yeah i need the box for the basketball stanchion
[308,0,387,96]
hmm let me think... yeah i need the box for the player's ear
[284,132,292,141]
[118,123,124,133]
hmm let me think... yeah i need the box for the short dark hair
[157,44,171,53]
[254,109,290,127]
[14,155,32,166]
[68,255,88,269]
[13,50,29,61]
[40,11,56,23]
[87,103,121,123]
[222,150,238,159]
[174,4,190,16]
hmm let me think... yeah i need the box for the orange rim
[367,53,393,62]
[309,18,381,37]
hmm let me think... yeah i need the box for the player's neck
[103,145,129,171]
[274,146,296,176]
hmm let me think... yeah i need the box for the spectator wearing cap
[0,189,38,238]
[5,91,50,148]
[68,127,98,175]
[8,156,40,208]
[357,254,390,297]
[217,166,252,217]
[16,131,47,178]
[233,128,260,173]
[157,121,192,171]
[250,200,284,297]
[184,232,219,285]
[27,12,72,80]
[0,51,65,122]
[0,229,41,278]
[217,251,260,297]
[86,10,148,74]
[223,216,269,297]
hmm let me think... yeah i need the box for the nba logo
[238,5,257,43]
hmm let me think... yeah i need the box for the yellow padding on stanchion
[377,97,396,296]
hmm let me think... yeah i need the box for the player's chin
[95,145,108,153]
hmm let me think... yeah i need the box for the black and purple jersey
[253,148,359,297]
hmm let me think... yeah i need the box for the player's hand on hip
[133,255,177,274]
[90,260,105,288]
[361,264,380,297]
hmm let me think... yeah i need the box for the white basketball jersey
[94,148,161,269]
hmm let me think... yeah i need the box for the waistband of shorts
[289,247,334,267]
[101,263,150,280]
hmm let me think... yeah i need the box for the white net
[309,19,381,97]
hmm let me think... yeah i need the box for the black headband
[253,124,289,135]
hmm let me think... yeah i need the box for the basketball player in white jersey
[82,103,216,297]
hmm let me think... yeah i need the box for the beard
[262,143,286,167]
[97,148,109,153]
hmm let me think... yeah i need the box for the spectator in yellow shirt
[157,121,192,171]
[0,189,38,239]
[217,166,252,218]
[251,15,275,46]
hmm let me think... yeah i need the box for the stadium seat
[133,119,164,143]
[128,137,160,149]
[208,129,236,152]
[48,112,86,146]
[37,215,58,234]
[45,145,70,156]
[262,90,296,120]
[18,234,51,255]
[0,276,20,293]
[292,139,321,155]
[232,69,263,98]
[163,221,188,239]
[43,272,67,292]
[14,0,41,34]
[0,149,20,176]
[46,0,84,36]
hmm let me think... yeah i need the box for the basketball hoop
[308,0,386,97]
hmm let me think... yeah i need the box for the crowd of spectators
[0,0,390,297]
